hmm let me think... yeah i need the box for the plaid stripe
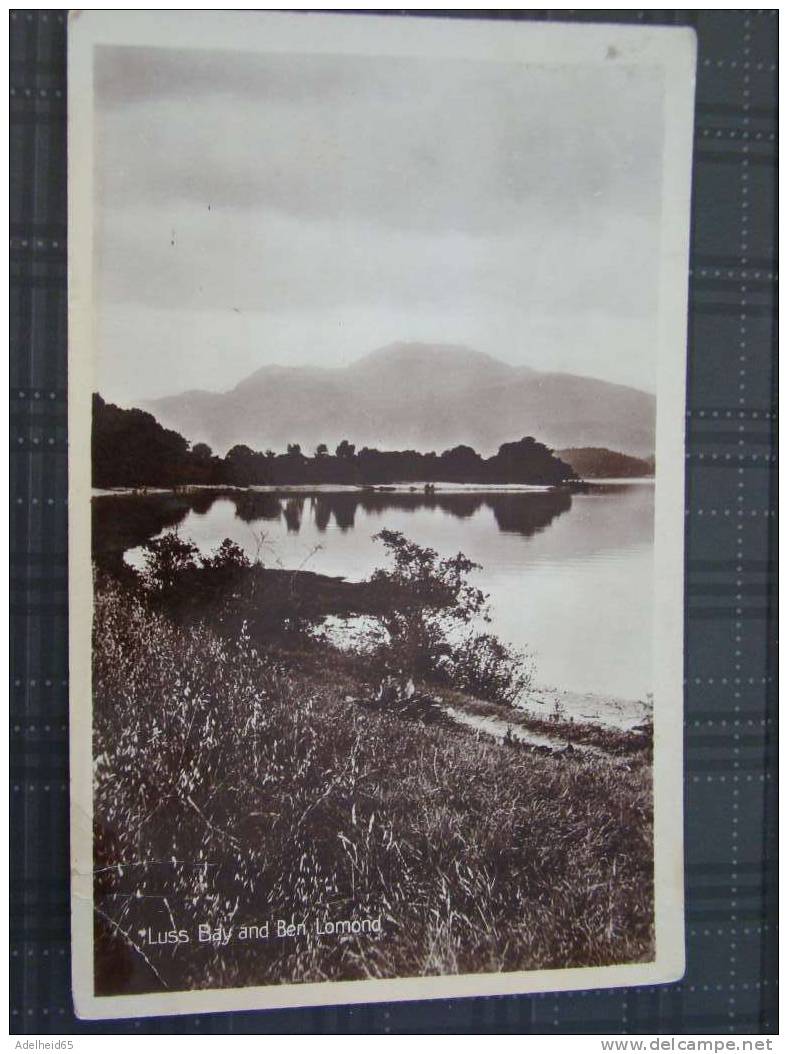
[9,8,777,1035]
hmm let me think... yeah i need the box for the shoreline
[316,615,652,738]
[429,680,651,757]
[92,477,655,500]
[518,683,653,732]
[94,543,652,749]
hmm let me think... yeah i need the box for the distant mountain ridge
[148,342,656,458]
[557,447,654,479]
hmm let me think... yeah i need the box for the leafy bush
[368,530,530,707]
[369,529,486,677]
[142,532,250,589]
[142,531,200,592]
[200,537,251,573]
[139,531,259,630]
[445,631,533,708]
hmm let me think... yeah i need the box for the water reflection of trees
[283,497,305,533]
[312,495,356,531]
[234,492,282,523]
[488,491,571,536]
[93,487,578,566]
[300,491,572,537]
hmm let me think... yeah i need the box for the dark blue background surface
[9,8,777,1034]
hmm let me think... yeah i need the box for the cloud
[96,48,663,231]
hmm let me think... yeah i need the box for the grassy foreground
[93,577,654,995]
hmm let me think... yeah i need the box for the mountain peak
[149,340,656,458]
[353,341,515,374]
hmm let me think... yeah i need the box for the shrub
[139,532,261,631]
[141,531,200,592]
[369,529,487,678]
[200,538,251,574]
[445,631,533,708]
[368,530,531,707]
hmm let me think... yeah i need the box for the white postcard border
[68,9,696,1020]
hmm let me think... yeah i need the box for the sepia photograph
[68,11,694,1018]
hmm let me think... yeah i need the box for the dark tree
[439,444,484,481]
[487,437,575,485]
[93,393,576,489]
[335,439,356,459]
[92,394,192,488]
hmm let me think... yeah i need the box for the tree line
[93,393,576,488]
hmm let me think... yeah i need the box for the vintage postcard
[68,11,695,1019]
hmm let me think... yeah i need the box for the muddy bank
[518,684,653,733]
[443,690,652,758]
[442,704,602,754]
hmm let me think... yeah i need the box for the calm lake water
[101,482,654,701]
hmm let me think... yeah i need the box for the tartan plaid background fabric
[9,9,777,1035]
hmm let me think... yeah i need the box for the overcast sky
[94,42,664,404]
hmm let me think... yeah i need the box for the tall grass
[93,577,653,995]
